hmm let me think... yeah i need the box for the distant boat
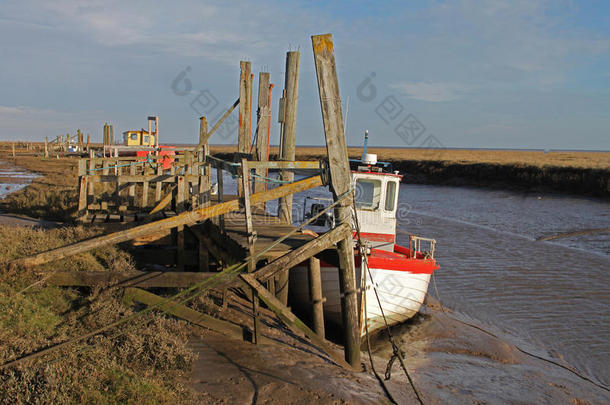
[290,131,439,338]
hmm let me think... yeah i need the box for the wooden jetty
[11,34,362,369]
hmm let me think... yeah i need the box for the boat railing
[409,235,436,259]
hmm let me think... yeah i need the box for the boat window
[130,133,138,141]
[355,178,382,210]
[143,135,150,144]
[385,181,397,211]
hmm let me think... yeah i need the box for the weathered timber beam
[205,155,239,176]
[48,270,222,288]
[11,175,323,268]
[194,99,240,151]
[240,273,350,369]
[123,287,257,342]
[254,223,351,283]
[247,160,321,170]
[149,185,177,215]
[86,175,200,184]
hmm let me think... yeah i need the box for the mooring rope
[351,202,426,405]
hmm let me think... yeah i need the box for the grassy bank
[0,155,199,402]
[0,226,195,404]
[210,145,610,196]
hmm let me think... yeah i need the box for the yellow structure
[123,130,156,146]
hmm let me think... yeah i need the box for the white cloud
[29,0,335,64]
[390,82,471,102]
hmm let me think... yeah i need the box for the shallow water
[398,184,610,388]
[0,162,39,199]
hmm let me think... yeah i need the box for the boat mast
[362,129,369,159]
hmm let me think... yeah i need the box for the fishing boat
[289,131,439,338]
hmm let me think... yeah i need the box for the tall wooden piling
[308,257,325,337]
[44,137,48,158]
[275,52,300,306]
[199,116,210,208]
[238,61,252,196]
[238,61,252,155]
[312,33,360,368]
[278,51,300,224]
[254,72,271,196]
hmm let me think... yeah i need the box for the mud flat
[367,299,610,404]
[183,293,610,404]
[210,146,610,197]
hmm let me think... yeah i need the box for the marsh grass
[0,226,196,404]
[209,145,610,169]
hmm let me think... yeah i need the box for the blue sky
[1,0,609,149]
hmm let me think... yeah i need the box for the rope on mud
[430,273,610,393]
[351,202,425,405]
[1,188,354,371]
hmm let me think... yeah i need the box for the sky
[1,0,609,150]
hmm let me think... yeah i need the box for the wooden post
[254,72,271,196]
[238,61,252,195]
[308,257,325,338]
[77,129,83,151]
[12,142,15,157]
[216,166,225,233]
[86,134,90,152]
[312,33,360,368]
[241,158,260,344]
[44,136,49,158]
[276,51,300,306]
[176,175,186,270]
[199,116,210,208]
[77,159,88,222]
[278,51,300,224]
[88,150,95,196]
[155,163,163,203]
[141,171,149,208]
[110,124,114,145]
[129,163,136,204]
